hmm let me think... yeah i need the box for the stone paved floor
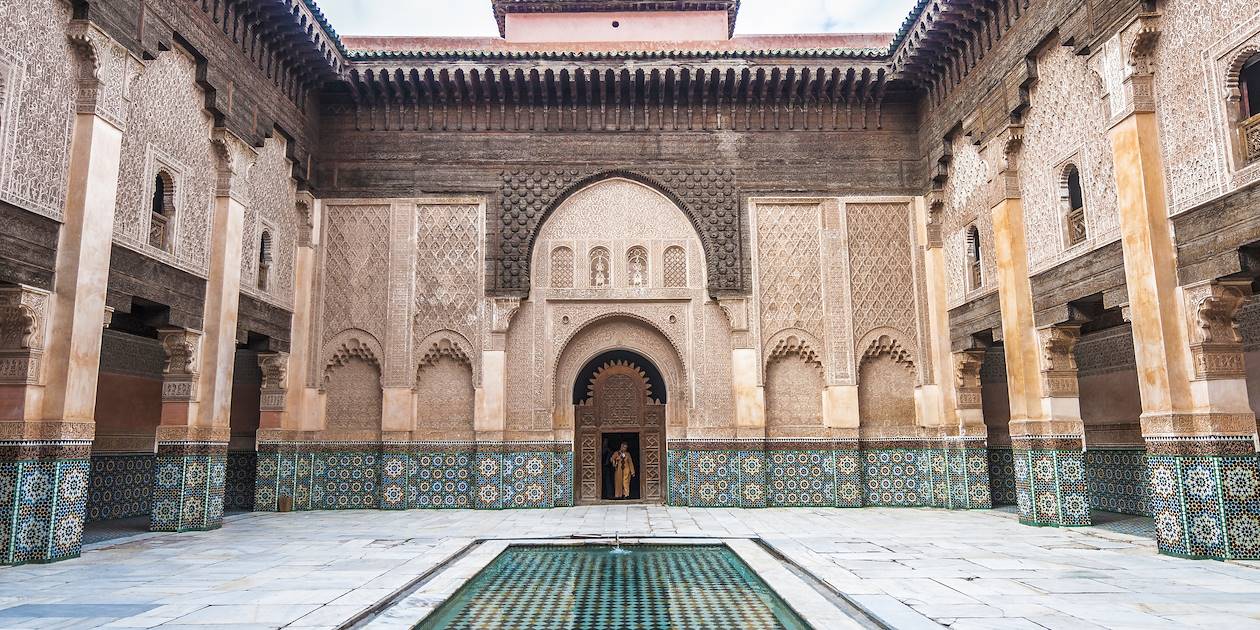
[1,506,1258,629]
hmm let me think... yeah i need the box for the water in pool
[415,544,812,629]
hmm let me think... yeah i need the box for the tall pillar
[1104,16,1260,559]
[0,22,128,564]
[989,126,1088,526]
[149,132,253,532]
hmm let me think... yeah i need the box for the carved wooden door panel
[574,359,666,504]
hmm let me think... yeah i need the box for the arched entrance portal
[573,350,667,504]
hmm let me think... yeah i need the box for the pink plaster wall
[505,11,730,43]
[94,373,161,437]
[1079,369,1144,447]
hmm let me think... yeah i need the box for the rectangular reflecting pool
[414,544,812,629]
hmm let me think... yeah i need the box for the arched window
[257,230,273,291]
[1061,164,1087,246]
[1240,52,1260,164]
[966,225,982,291]
[663,246,687,288]
[550,246,574,288]
[149,171,176,252]
[626,246,648,288]
[1241,52,1260,120]
[589,247,611,288]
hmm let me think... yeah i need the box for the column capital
[210,130,257,202]
[925,192,945,249]
[65,20,133,131]
[1183,279,1251,380]
[0,285,50,386]
[257,351,289,412]
[952,348,985,411]
[717,296,753,349]
[295,191,316,248]
[158,327,202,401]
[1037,324,1081,398]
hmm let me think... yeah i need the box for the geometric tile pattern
[1085,449,1149,517]
[1147,452,1260,560]
[254,442,575,512]
[988,448,1018,506]
[666,442,991,510]
[1013,447,1090,527]
[0,444,91,565]
[223,451,256,512]
[417,545,807,630]
[150,442,228,532]
[86,453,153,522]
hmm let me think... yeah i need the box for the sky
[315,0,921,38]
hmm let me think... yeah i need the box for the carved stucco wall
[1022,41,1120,273]
[943,141,999,308]
[415,357,475,439]
[857,354,917,435]
[1152,0,1260,213]
[508,178,731,437]
[240,136,297,309]
[325,357,382,434]
[0,0,79,221]
[765,355,824,437]
[112,49,216,276]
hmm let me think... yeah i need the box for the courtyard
[2,506,1258,629]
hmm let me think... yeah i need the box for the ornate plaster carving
[1184,280,1252,380]
[0,285,49,385]
[1037,325,1081,398]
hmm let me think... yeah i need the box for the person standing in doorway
[610,441,636,499]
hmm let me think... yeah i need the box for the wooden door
[575,359,665,504]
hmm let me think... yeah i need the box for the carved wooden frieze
[495,169,744,297]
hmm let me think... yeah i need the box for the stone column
[721,297,766,438]
[149,132,252,532]
[1104,16,1260,559]
[0,22,129,565]
[945,348,992,510]
[1013,324,1089,526]
[988,126,1088,526]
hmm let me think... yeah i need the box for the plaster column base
[150,441,227,532]
[1011,435,1090,527]
[1146,432,1260,560]
[0,441,91,565]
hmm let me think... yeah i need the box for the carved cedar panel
[847,202,917,353]
[240,137,297,308]
[413,204,482,373]
[497,169,742,295]
[756,203,824,349]
[0,0,77,221]
[113,50,216,275]
[321,204,390,346]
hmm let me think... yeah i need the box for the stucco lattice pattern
[756,203,824,347]
[321,204,390,345]
[414,204,482,368]
[847,202,917,349]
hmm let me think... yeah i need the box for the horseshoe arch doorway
[573,350,667,505]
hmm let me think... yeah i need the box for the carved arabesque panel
[1021,42,1119,271]
[113,50,215,275]
[0,0,78,221]
[240,137,297,308]
[325,357,383,431]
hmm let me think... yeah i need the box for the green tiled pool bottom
[415,544,812,630]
